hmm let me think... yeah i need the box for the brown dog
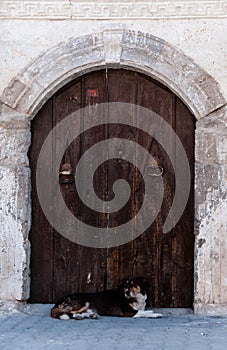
[51,277,162,320]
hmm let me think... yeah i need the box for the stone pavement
[0,305,227,350]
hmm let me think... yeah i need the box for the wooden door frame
[1,29,226,314]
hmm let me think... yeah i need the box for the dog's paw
[81,312,90,319]
[83,309,99,319]
[59,314,70,320]
[133,310,162,318]
[149,312,162,318]
[89,312,99,319]
[72,313,84,320]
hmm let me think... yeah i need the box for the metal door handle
[59,163,75,184]
[145,164,164,177]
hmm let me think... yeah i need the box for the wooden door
[29,69,195,307]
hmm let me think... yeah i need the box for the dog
[51,277,162,320]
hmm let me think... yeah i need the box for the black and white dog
[51,277,162,320]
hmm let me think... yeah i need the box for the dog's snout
[124,287,131,298]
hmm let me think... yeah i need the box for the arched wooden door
[29,69,195,307]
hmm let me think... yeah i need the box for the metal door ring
[145,165,164,177]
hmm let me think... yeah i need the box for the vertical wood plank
[29,98,54,303]
[52,80,83,300]
[106,69,137,289]
[174,97,195,307]
[136,73,175,307]
[78,70,107,292]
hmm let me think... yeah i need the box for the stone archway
[0,29,226,314]
[1,29,225,119]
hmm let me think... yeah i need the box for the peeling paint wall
[0,112,31,300]
[194,106,227,314]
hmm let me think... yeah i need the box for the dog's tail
[50,302,90,319]
[50,307,64,319]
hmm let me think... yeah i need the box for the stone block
[0,129,30,167]
[0,166,31,300]
[195,106,227,166]
[194,199,227,308]
[0,107,31,167]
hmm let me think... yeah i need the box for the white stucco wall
[0,1,226,99]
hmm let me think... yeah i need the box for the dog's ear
[118,278,129,289]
